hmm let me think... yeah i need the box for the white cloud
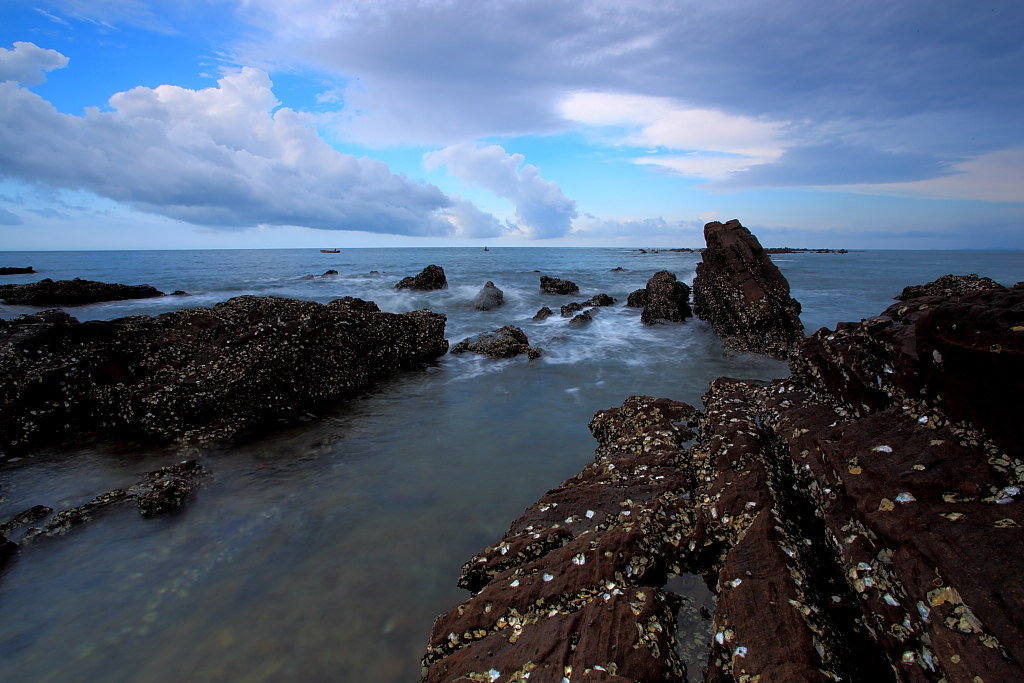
[0,67,461,236]
[444,198,507,239]
[0,42,69,85]
[424,144,578,238]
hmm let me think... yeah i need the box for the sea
[0,247,1021,682]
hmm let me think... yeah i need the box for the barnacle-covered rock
[395,264,448,290]
[539,275,579,295]
[639,271,692,325]
[692,219,803,357]
[450,325,540,359]
[0,278,164,306]
[0,295,448,451]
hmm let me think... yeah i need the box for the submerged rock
[640,270,692,325]
[539,275,579,295]
[0,278,164,306]
[396,264,447,290]
[472,281,505,310]
[423,275,1024,682]
[450,325,540,360]
[0,295,448,451]
[692,220,803,357]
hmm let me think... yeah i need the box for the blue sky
[1,0,1022,249]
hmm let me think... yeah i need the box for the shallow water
[1,247,1021,681]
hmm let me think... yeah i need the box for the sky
[1,0,1023,250]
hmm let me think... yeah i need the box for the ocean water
[0,247,1020,682]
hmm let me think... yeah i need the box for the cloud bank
[424,144,578,238]
[0,41,68,85]
[0,47,467,236]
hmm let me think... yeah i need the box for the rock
[450,325,540,360]
[533,307,554,321]
[626,288,647,308]
[0,535,15,571]
[539,275,579,295]
[895,273,1003,301]
[764,247,849,254]
[0,266,34,275]
[0,278,165,306]
[561,294,616,318]
[170,290,189,296]
[0,295,448,451]
[568,310,593,327]
[640,270,692,325]
[692,220,804,357]
[611,266,626,272]
[472,281,504,311]
[423,274,1024,682]
[396,264,447,290]
[321,269,339,277]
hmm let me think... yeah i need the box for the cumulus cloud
[444,198,506,239]
[0,66,461,235]
[0,42,69,85]
[424,144,578,238]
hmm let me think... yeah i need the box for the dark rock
[640,270,692,325]
[626,288,647,308]
[584,293,616,307]
[450,325,540,360]
[610,266,626,272]
[321,269,339,277]
[0,296,448,451]
[395,265,447,290]
[472,281,504,311]
[0,505,53,537]
[895,273,1003,301]
[560,301,584,318]
[533,307,554,321]
[0,266,34,275]
[568,310,593,327]
[0,535,15,571]
[170,290,189,296]
[539,275,579,295]
[692,219,804,357]
[0,278,165,306]
[764,247,849,254]
[424,274,1024,682]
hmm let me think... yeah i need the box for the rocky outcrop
[423,275,1023,682]
[396,265,448,290]
[540,276,579,295]
[0,278,164,306]
[0,296,448,451]
[895,273,1003,301]
[692,220,804,357]
[560,294,615,319]
[533,307,554,321]
[568,310,593,327]
[0,266,34,275]
[473,281,505,310]
[638,271,692,325]
[451,326,540,360]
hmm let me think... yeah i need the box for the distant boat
[483,246,489,251]
[320,249,340,253]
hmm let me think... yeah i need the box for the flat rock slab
[0,278,164,306]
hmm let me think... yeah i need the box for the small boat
[320,249,340,253]
[483,246,489,251]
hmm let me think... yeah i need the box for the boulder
[423,275,1024,682]
[0,295,448,451]
[568,310,593,327]
[450,325,540,360]
[396,264,447,290]
[472,281,505,311]
[539,275,579,295]
[533,307,554,321]
[0,266,34,275]
[692,220,803,357]
[640,270,692,325]
[626,288,647,308]
[0,278,164,306]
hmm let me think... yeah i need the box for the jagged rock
[450,325,540,360]
[533,307,554,320]
[692,220,804,357]
[472,281,505,311]
[561,294,615,318]
[895,273,1003,300]
[539,275,579,295]
[396,264,447,290]
[0,266,34,275]
[0,296,448,451]
[568,309,593,327]
[560,301,585,318]
[0,278,164,306]
[423,275,1024,682]
[640,270,692,325]
[626,288,647,308]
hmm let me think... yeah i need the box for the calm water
[0,248,1021,682]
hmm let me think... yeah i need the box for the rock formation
[692,220,803,356]
[533,307,554,321]
[560,295,615,319]
[0,278,164,306]
[422,275,1023,682]
[0,266,34,275]
[473,281,505,311]
[895,273,1002,300]
[540,276,579,295]
[0,296,448,451]
[638,271,692,325]
[451,326,540,360]
[396,264,448,290]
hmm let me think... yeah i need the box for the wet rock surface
[639,271,692,325]
[540,275,580,295]
[692,220,804,357]
[423,275,1023,682]
[0,278,165,306]
[451,325,541,360]
[895,273,1003,301]
[396,265,448,291]
[473,281,505,310]
[0,295,448,452]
